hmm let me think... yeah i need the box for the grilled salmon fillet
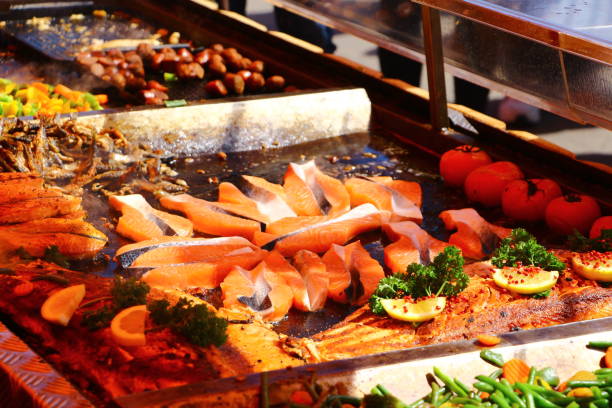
[313,259,612,360]
[0,261,309,404]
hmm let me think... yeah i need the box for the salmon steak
[283,161,351,216]
[160,193,261,240]
[345,176,422,223]
[109,194,193,242]
[256,203,382,256]
[383,221,452,272]
[440,208,511,259]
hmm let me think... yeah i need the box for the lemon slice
[492,266,559,295]
[40,284,86,326]
[381,297,446,322]
[110,305,147,347]
[571,251,612,282]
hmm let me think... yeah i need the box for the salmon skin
[221,260,294,321]
[283,161,350,217]
[344,176,422,223]
[259,203,382,256]
[0,193,82,224]
[160,193,261,240]
[439,208,511,259]
[115,236,257,269]
[109,194,193,242]
[0,218,107,259]
[383,221,452,272]
[322,241,385,305]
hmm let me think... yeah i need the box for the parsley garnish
[44,246,70,268]
[369,246,468,316]
[532,289,551,299]
[148,298,228,347]
[491,228,565,271]
[82,277,150,330]
[567,229,612,253]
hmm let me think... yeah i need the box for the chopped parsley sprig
[491,228,565,271]
[370,246,468,316]
[567,229,612,253]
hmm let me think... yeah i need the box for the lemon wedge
[110,305,147,347]
[381,296,446,322]
[571,251,612,282]
[40,284,86,326]
[492,266,559,295]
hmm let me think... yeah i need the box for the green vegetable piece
[83,93,102,110]
[30,274,70,285]
[434,367,468,397]
[44,245,70,268]
[532,289,551,299]
[148,297,227,347]
[490,391,512,408]
[524,388,536,408]
[588,341,612,350]
[369,273,411,315]
[474,382,496,393]
[515,384,560,408]
[491,228,565,272]
[455,378,472,395]
[567,229,612,253]
[480,350,505,367]
[528,367,537,385]
[595,368,612,375]
[164,99,187,107]
[164,72,178,82]
[476,376,524,408]
[536,368,559,387]
[567,380,605,388]
[363,394,409,408]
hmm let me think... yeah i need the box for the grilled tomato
[501,179,562,222]
[590,216,612,239]
[545,194,601,235]
[464,161,524,207]
[439,145,492,187]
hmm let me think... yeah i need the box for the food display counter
[0,1,610,407]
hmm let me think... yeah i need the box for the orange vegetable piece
[31,82,49,94]
[477,334,501,347]
[290,390,313,405]
[480,392,490,399]
[502,358,530,384]
[95,94,108,105]
[606,347,612,368]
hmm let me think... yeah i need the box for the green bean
[588,341,612,349]
[370,387,383,396]
[590,386,603,400]
[438,393,452,406]
[434,367,468,397]
[481,350,506,367]
[490,369,504,379]
[430,382,442,406]
[524,388,536,408]
[463,404,481,408]
[528,368,537,385]
[515,383,560,408]
[164,99,187,108]
[475,382,496,393]
[490,391,511,408]
[591,399,608,408]
[518,383,573,404]
[376,384,393,396]
[476,376,525,408]
[567,380,606,388]
[450,397,482,405]
[456,378,472,395]
[406,399,424,408]
[595,368,612,375]
[566,402,580,408]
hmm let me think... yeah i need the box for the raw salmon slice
[260,204,382,256]
[344,176,422,222]
[221,261,293,321]
[383,221,452,272]
[221,176,297,223]
[439,208,511,260]
[293,249,329,311]
[263,250,309,311]
[283,161,350,216]
[115,236,255,268]
[0,194,82,224]
[0,218,107,259]
[109,194,193,242]
[141,249,266,289]
[160,194,261,240]
[322,241,385,305]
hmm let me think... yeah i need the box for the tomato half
[439,145,492,187]
[464,161,523,207]
[501,179,562,222]
[545,194,602,235]
[589,216,612,239]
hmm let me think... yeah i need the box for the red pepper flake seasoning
[577,250,612,267]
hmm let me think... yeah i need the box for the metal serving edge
[116,316,612,407]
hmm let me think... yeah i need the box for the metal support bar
[421,5,450,131]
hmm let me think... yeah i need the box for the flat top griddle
[73,128,522,339]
